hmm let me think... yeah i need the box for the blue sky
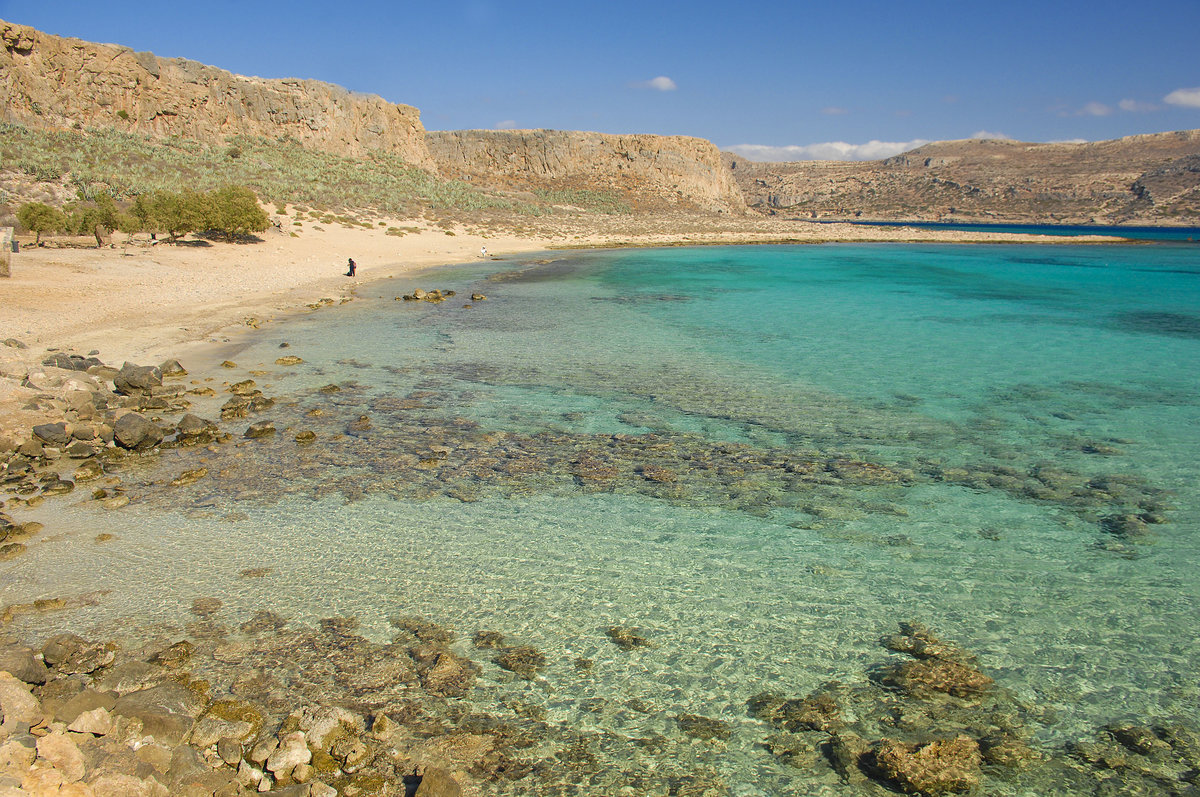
[3,0,1199,160]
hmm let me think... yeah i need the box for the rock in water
[870,736,982,796]
[112,412,164,450]
[244,421,276,439]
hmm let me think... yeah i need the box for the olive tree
[204,186,269,241]
[16,202,66,245]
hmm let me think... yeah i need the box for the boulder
[0,671,43,726]
[53,688,117,724]
[42,633,115,674]
[415,767,462,797]
[175,414,216,442]
[0,645,48,685]
[111,683,206,746]
[32,422,71,446]
[265,731,312,778]
[159,359,188,377]
[112,412,164,451]
[35,731,86,782]
[68,706,114,736]
[113,362,163,395]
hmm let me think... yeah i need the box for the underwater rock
[244,420,276,439]
[413,646,478,698]
[882,622,973,664]
[677,713,732,741]
[228,379,258,396]
[606,626,655,650]
[879,658,993,701]
[493,645,547,679]
[391,616,456,645]
[295,430,316,443]
[762,732,821,769]
[978,733,1038,768]
[827,731,871,784]
[170,467,208,486]
[149,639,195,668]
[869,735,982,796]
[472,630,506,649]
[748,689,842,732]
[276,356,305,366]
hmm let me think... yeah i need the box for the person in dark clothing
[346,258,356,277]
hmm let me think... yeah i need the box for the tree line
[15,186,270,246]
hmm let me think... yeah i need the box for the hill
[724,132,1200,225]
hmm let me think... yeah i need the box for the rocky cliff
[726,132,1200,225]
[0,19,435,169]
[427,129,746,213]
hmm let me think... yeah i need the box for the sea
[5,242,1200,794]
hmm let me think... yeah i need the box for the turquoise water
[5,243,1200,793]
[833,219,1200,241]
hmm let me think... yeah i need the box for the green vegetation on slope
[0,123,612,217]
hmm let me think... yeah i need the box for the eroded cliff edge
[427,129,746,214]
[0,20,435,169]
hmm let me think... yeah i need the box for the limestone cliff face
[0,20,435,169]
[725,132,1200,225]
[427,129,746,213]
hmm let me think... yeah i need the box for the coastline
[2,213,1124,365]
[2,230,1197,795]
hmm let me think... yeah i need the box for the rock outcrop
[725,131,1200,225]
[427,129,746,213]
[0,19,435,168]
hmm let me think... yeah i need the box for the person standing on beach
[346,258,356,277]
[480,245,487,258]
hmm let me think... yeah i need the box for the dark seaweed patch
[1113,311,1200,339]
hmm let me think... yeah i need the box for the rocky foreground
[0,328,1197,795]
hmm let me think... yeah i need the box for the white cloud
[726,139,930,162]
[1078,101,1113,117]
[1119,98,1159,112]
[821,106,849,115]
[1164,87,1200,108]
[632,76,677,91]
[1049,138,1089,144]
[494,119,518,130]
[969,130,1013,140]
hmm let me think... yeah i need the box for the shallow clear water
[5,243,1200,793]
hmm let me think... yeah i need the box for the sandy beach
[2,212,1121,364]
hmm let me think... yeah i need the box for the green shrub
[16,201,66,244]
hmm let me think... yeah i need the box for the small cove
[4,242,1199,794]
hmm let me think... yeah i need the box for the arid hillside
[427,129,746,214]
[0,19,434,167]
[726,132,1200,225]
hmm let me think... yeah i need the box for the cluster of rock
[0,619,480,795]
[0,343,289,556]
[396,289,456,304]
[747,622,1200,795]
